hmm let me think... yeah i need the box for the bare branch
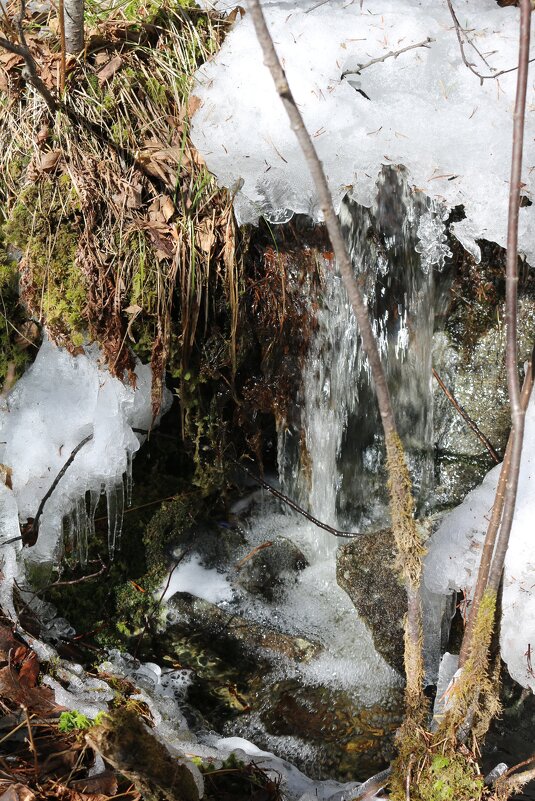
[247,0,425,716]
[230,457,363,539]
[459,353,533,666]
[487,0,532,593]
[341,37,434,78]
[447,0,535,83]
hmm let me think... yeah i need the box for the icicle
[87,488,100,541]
[75,496,88,567]
[114,477,124,551]
[125,450,133,507]
[106,482,117,555]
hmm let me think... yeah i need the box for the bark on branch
[247,0,425,716]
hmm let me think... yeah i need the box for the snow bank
[191,0,535,263]
[424,395,535,691]
[0,339,168,570]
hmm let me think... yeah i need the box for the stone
[234,536,308,601]
[336,530,406,675]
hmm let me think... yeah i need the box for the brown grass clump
[0,0,241,415]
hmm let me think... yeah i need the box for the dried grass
[0,0,241,415]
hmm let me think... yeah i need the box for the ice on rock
[0,339,170,569]
[424,395,535,691]
[191,0,535,263]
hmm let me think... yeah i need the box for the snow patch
[191,0,535,262]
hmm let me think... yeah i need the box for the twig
[487,0,532,594]
[247,0,425,718]
[432,368,500,463]
[133,547,191,657]
[459,353,533,665]
[341,38,434,78]
[235,541,273,570]
[230,457,362,538]
[22,706,38,778]
[446,0,535,84]
[58,0,66,95]
[1,433,93,547]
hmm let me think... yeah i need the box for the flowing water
[203,168,453,775]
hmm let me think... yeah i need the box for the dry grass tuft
[0,0,241,415]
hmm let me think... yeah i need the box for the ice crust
[161,553,234,604]
[191,0,535,263]
[424,395,535,691]
[0,339,167,570]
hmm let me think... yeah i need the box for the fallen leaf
[97,55,123,85]
[37,150,61,173]
[187,94,202,118]
[0,464,13,490]
[0,784,36,801]
[94,51,110,66]
[18,651,40,689]
[160,195,175,222]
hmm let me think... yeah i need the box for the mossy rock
[337,529,406,675]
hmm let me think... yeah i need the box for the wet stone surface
[336,530,406,676]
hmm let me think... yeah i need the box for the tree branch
[487,0,531,593]
[247,0,425,717]
[447,0,535,83]
[341,37,434,79]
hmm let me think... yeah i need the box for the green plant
[58,709,107,732]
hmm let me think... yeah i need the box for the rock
[234,536,308,601]
[167,593,320,663]
[336,530,406,675]
[87,708,203,801]
[433,294,535,507]
[255,679,402,781]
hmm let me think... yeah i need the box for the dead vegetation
[0,0,242,416]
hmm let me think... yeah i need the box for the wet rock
[249,679,402,781]
[433,296,535,507]
[336,530,406,675]
[234,536,308,601]
[167,593,321,663]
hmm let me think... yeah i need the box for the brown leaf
[69,770,118,796]
[197,219,215,254]
[160,195,175,222]
[0,665,59,716]
[37,150,61,174]
[187,94,202,118]
[227,5,246,23]
[0,784,36,801]
[0,52,23,70]
[97,55,123,85]
[0,464,13,490]
[18,651,40,689]
[94,51,110,66]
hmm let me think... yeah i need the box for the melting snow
[191,0,535,263]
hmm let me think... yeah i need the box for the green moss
[417,754,485,801]
[3,176,87,345]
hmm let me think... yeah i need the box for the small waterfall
[282,167,451,543]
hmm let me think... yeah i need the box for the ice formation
[192,0,535,263]
[424,395,535,691]
[160,553,234,604]
[0,339,167,575]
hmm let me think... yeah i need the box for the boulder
[336,530,406,675]
[234,536,308,601]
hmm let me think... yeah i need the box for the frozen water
[161,553,234,604]
[0,339,171,574]
[424,394,535,691]
[191,0,535,264]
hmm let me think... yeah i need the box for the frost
[191,0,535,263]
